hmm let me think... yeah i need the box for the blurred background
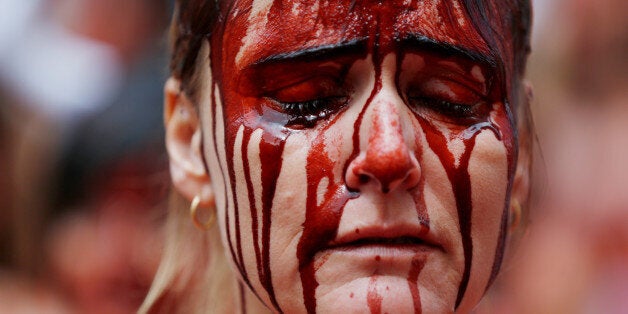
[0,0,626,313]
[0,0,170,312]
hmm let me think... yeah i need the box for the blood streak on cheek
[207,2,263,307]
[416,111,508,308]
[210,67,251,292]
[486,102,516,290]
[240,129,262,291]
[221,96,289,311]
[400,49,431,234]
[298,118,356,314]
[295,2,425,313]
[209,1,291,313]
[407,254,426,314]
[297,12,387,314]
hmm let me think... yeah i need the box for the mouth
[317,235,439,265]
[321,225,442,258]
[330,236,428,248]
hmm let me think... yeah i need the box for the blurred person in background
[477,0,628,313]
[0,75,71,313]
[0,0,172,313]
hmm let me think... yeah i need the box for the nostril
[359,174,370,184]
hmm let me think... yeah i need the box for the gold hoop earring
[190,195,216,230]
[510,199,522,232]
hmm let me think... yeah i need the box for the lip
[323,224,443,255]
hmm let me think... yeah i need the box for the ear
[509,81,534,233]
[164,78,214,207]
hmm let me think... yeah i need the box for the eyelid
[403,61,490,98]
[408,79,485,106]
[237,64,344,97]
[431,76,486,98]
[408,96,489,126]
[269,76,343,103]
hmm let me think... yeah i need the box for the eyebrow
[247,34,496,71]
[399,34,497,70]
[251,38,368,66]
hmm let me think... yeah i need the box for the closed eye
[408,96,488,125]
[273,96,348,128]
[266,75,350,128]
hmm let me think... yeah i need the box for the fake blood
[205,0,520,312]
[298,131,356,313]
[408,255,426,314]
[367,276,383,314]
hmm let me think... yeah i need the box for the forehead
[225,0,491,68]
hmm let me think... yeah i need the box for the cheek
[466,130,510,304]
[270,115,359,310]
[416,122,511,311]
[252,120,356,312]
[266,131,310,309]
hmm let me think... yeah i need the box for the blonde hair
[139,192,235,313]
[140,2,236,310]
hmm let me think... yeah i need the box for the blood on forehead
[226,0,491,70]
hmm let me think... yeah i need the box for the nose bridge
[367,94,408,161]
[345,86,421,193]
[365,93,414,185]
[364,52,414,162]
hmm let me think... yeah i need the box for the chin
[296,244,456,313]
[313,275,454,314]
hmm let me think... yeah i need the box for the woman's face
[199,0,517,312]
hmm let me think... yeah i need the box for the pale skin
[165,0,529,313]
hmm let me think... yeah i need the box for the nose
[345,99,421,193]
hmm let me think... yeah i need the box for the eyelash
[278,97,347,127]
[409,96,485,121]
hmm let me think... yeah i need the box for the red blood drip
[415,116,498,308]
[410,129,430,229]
[487,205,509,289]
[207,0,256,295]
[235,147,247,280]
[407,255,426,314]
[297,15,385,314]
[298,180,354,313]
[209,94,268,306]
[295,84,361,311]
[348,8,391,185]
[258,131,288,312]
[367,276,382,314]
[412,182,430,230]
[241,128,263,283]
[211,1,288,311]
[221,110,247,280]
[210,79,248,282]
[486,101,516,290]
